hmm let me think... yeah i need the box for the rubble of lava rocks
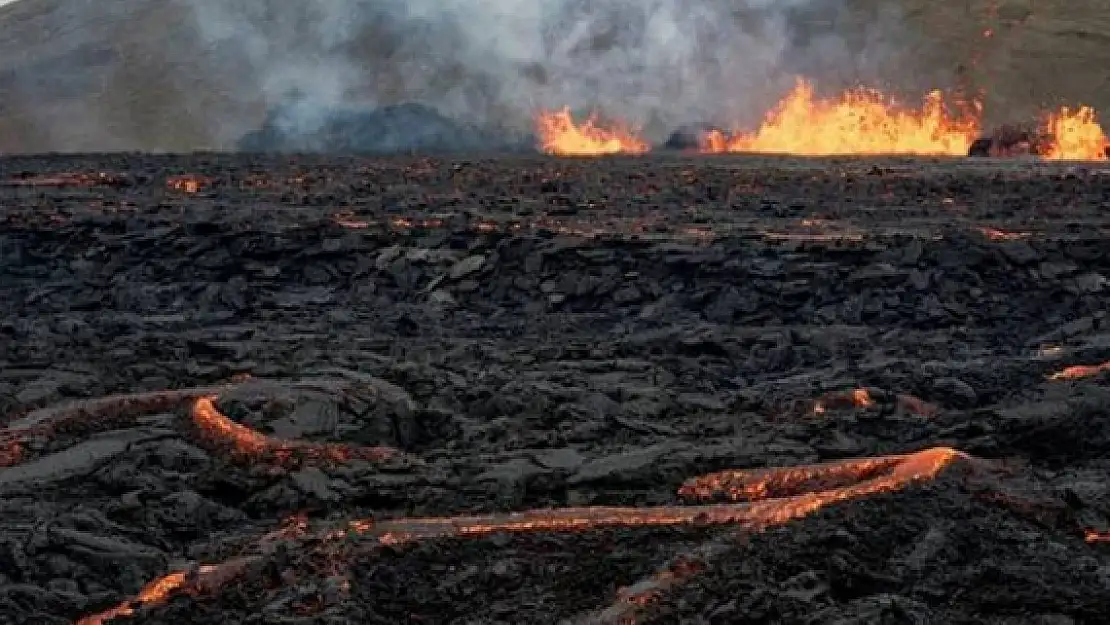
[0,153,1108,624]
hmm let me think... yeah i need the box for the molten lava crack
[0,384,239,468]
[811,388,938,419]
[1047,360,1110,381]
[190,396,409,468]
[0,378,415,471]
[63,402,968,625]
[0,382,1085,624]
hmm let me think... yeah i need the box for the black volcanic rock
[238,100,535,155]
[968,123,1052,158]
[2,154,1110,625]
[967,137,993,157]
[661,123,725,151]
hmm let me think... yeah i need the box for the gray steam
[186,0,911,144]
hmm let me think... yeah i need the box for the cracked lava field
[1,153,1109,624]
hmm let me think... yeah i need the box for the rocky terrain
[0,153,1107,624]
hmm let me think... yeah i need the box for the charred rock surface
[0,154,1108,624]
[661,123,726,151]
[968,122,1110,159]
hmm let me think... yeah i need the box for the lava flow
[69,433,967,625]
[1047,360,1110,380]
[535,107,650,156]
[0,378,412,472]
[813,388,876,415]
[701,79,980,156]
[811,388,939,418]
[190,396,408,467]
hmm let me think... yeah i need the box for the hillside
[0,0,1107,152]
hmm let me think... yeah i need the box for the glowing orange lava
[535,107,650,156]
[979,227,1029,241]
[190,396,410,467]
[74,559,255,625]
[1047,361,1110,381]
[71,445,966,624]
[810,388,937,420]
[0,386,236,468]
[813,388,876,415]
[166,174,210,194]
[74,571,190,625]
[701,79,980,156]
[0,380,411,472]
[1042,106,1110,160]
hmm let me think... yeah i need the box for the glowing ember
[0,439,23,466]
[1042,106,1110,160]
[701,79,979,156]
[166,174,210,193]
[979,227,1029,241]
[1087,529,1110,543]
[1046,361,1110,381]
[535,107,650,156]
[813,388,876,415]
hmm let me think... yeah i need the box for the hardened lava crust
[0,153,1109,625]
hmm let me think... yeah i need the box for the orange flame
[702,79,980,156]
[535,107,650,156]
[1087,529,1109,543]
[1042,106,1110,160]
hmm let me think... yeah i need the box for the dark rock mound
[967,123,1046,157]
[238,100,536,155]
[967,137,994,157]
[661,123,725,151]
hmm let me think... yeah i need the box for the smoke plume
[186,0,911,144]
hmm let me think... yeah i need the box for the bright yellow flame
[702,79,980,156]
[1042,106,1109,160]
[535,107,650,156]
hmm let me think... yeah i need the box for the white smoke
[185,0,910,144]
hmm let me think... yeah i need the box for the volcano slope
[0,154,1109,624]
